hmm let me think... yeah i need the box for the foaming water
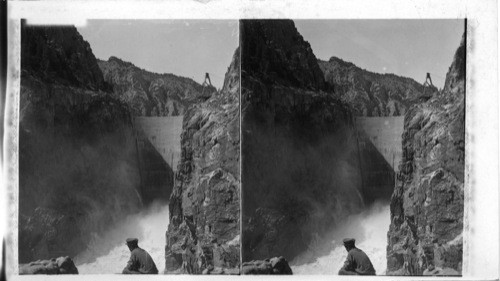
[291,203,390,275]
[75,203,169,274]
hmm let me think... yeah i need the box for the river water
[73,202,389,275]
[75,203,169,274]
[291,203,390,275]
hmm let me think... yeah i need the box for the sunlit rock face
[387,34,465,276]
[241,19,366,263]
[319,57,435,117]
[19,23,142,263]
[165,48,240,274]
[98,56,216,117]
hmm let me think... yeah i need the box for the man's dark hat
[343,238,355,245]
[125,238,138,245]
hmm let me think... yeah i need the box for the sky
[295,19,465,89]
[77,20,464,90]
[77,20,239,89]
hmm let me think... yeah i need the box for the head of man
[343,238,355,252]
[126,238,139,251]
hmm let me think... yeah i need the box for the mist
[75,202,169,274]
[19,82,144,262]
[291,202,390,275]
[242,89,368,261]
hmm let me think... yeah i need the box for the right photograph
[240,19,465,276]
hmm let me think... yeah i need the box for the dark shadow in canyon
[240,19,399,265]
[242,114,397,264]
[356,129,396,205]
[18,22,177,264]
[135,130,175,205]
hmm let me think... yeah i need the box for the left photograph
[18,19,240,274]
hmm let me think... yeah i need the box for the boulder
[19,256,78,275]
[241,257,293,275]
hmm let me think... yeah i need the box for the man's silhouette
[338,238,376,275]
[122,238,158,274]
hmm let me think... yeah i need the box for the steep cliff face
[319,57,435,117]
[387,34,465,275]
[241,20,365,262]
[165,49,240,274]
[98,57,216,116]
[19,24,142,263]
[21,22,109,91]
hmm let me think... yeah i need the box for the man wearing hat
[122,238,159,274]
[338,238,376,275]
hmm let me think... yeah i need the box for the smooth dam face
[134,116,184,171]
[355,116,405,172]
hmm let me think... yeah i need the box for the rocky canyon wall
[98,57,212,204]
[241,20,367,263]
[19,23,142,262]
[387,34,465,275]
[165,49,240,274]
[319,57,436,117]
[319,55,433,210]
[98,57,215,117]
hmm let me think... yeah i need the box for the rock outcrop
[98,57,216,116]
[241,20,365,263]
[241,257,293,275]
[165,48,240,274]
[319,57,436,117]
[19,23,142,263]
[19,256,78,275]
[21,21,109,91]
[387,34,465,275]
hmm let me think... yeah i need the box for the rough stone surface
[165,49,240,274]
[241,257,293,275]
[241,20,365,263]
[387,34,465,276]
[19,256,79,275]
[19,24,142,263]
[21,21,109,91]
[319,57,436,117]
[98,57,215,116]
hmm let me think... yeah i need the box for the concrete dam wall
[135,116,184,170]
[133,116,184,204]
[355,116,404,204]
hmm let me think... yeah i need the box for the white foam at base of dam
[291,203,390,275]
[75,203,169,274]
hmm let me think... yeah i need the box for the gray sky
[295,19,465,89]
[77,20,238,89]
[77,20,463,90]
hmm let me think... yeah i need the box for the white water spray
[75,203,169,274]
[291,203,390,275]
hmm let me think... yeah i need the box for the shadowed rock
[241,257,293,275]
[19,22,142,263]
[19,256,78,275]
[241,19,364,263]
